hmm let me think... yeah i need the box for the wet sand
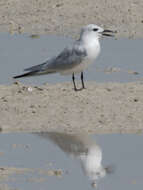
[0,82,143,134]
[0,0,143,134]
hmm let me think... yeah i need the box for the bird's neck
[82,36,100,60]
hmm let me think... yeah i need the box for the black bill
[102,29,116,37]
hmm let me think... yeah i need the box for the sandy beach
[0,0,143,38]
[0,0,143,134]
[0,81,143,134]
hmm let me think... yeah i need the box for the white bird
[13,24,115,91]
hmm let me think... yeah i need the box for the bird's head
[80,24,116,41]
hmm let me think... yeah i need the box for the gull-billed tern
[13,24,115,91]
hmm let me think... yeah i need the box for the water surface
[0,133,143,190]
[0,33,143,85]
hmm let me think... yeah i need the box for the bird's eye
[93,28,98,31]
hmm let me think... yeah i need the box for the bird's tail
[13,71,37,79]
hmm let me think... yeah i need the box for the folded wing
[13,43,87,78]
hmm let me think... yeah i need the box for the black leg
[81,72,85,89]
[72,73,77,91]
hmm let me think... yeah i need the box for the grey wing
[46,45,87,72]
[24,61,50,72]
[24,44,87,73]
[23,57,59,74]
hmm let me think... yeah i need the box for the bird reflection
[35,132,113,187]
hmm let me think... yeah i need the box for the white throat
[82,34,100,61]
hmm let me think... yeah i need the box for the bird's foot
[74,87,86,91]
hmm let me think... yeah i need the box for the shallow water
[0,133,143,190]
[0,33,143,85]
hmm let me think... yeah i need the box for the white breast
[86,39,100,61]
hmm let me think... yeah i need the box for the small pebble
[28,87,33,92]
